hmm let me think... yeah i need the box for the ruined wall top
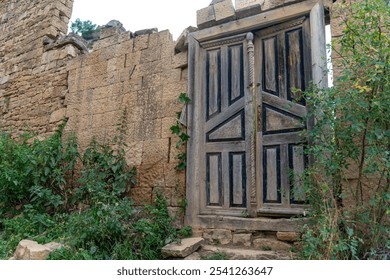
[0,0,74,37]
[197,0,307,29]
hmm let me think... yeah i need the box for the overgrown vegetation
[300,0,389,260]
[70,18,99,40]
[0,114,181,260]
[170,93,191,171]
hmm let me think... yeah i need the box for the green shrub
[0,121,78,214]
[0,116,182,260]
[131,190,178,259]
[300,0,389,260]
[70,18,99,40]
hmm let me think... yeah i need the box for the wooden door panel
[263,132,305,146]
[286,28,306,104]
[205,98,244,132]
[206,110,245,142]
[263,146,281,204]
[256,17,311,214]
[206,49,222,120]
[228,45,245,104]
[206,153,223,207]
[229,152,247,207]
[262,36,279,96]
[262,104,305,135]
[200,34,250,215]
[263,93,307,118]
[289,144,307,204]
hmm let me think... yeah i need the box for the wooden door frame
[186,0,328,229]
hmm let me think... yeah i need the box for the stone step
[192,245,295,260]
[162,234,298,260]
[199,229,298,252]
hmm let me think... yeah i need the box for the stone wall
[0,0,188,222]
[0,0,76,136]
[65,27,188,212]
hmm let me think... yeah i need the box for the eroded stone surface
[175,26,197,53]
[162,237,204,258]
[262,0,301,11]
[203,229,232,245]
[232,234,252,247]
[276,231,301,242]
[184,252,201,260]
[197,5,216,29]
[253,238,292,251]
[13,240,63,260]
[235,0,263,18]
[214,0,236,23]
[235,0,263,10]
[200,245,292,260]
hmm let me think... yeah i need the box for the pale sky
[70,0,214,40]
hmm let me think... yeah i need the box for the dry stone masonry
[0,0,188,223]
[0,0,76,136]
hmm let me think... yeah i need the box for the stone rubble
[10,239,63,260]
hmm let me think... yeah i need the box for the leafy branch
[170,93,191,171]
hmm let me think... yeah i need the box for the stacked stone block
[65,27,187,223]
[0,0,75,136]
[0,0,187,225]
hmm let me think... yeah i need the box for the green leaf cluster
[70,18,99,40]
[0,113,182,260]
[170,93,191,171]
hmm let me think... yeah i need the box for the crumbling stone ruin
[0,0,188,221]
[1,0,345,253]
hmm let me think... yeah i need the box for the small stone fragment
[276,231,301,242]
[13,240,64,260]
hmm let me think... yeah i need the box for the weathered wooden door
[190,18,312,217]
[255,17,311,215]
[186,2,327,227]
[191,34,253,216]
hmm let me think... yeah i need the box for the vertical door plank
[230,152,246,207]
[290,145,306,203]
[286,28,305,104]
[207,49,221,119]
[264,146,281,203]
[229,44,245,104]
[207,153,222,206]
[263,37,278,95]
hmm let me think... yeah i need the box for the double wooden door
[192,17,311,217]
